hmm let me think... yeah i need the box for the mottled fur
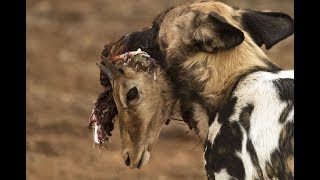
[101,1,294,179]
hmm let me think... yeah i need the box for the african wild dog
[99,1,294,179]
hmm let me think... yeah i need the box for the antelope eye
[126,87,139,101]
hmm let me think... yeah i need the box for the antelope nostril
[125,153,130,166]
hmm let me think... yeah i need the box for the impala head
[97,51,175,169]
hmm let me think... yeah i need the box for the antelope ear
[241,10,294,49]
[191,12,244,52]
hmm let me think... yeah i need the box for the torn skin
[88,86,117,145]
[87,42,125,147]
[87,40,127,147]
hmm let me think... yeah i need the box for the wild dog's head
[104,1,293,62]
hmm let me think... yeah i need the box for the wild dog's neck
[188,40,280,109]
[166,40,280,124]
[164,40,281,132]
[192,41,279,106]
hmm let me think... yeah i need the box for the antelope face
[97,52,174,169]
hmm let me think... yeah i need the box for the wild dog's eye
[126,87,139,101]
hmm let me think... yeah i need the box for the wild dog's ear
[191,12,244,52]
[241,11,294,49]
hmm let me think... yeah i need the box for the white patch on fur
[229,70,294,177]
[278,70,294,79]
[203,145,207,167]
[287,106,294,122]
[236,125,257,179]
[93,123,100,144]
[207,115,221,144]
[153,72,157,81]
[214,168,236,180]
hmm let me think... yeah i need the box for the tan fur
[112,66,176,168]
[185,40,269,107]
[192,103,209,137]
[287,155,294,175]
[158,1,271,107]
[160,1,244,54]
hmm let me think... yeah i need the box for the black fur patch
[266,150,293,180]
[242,11,294,49]
[261,58,282,72]
[121,27,165,65]
[266,121,294,179]
[273,78,294,101]
[279,102,294,123]
[191,12,245,53]
[247,139,264,179]
[239,104,254,132]
[279,122,294,152]
[208,13,245,49]
[205,121,245,180]
[164,58,212,132]
[217,97,237,124]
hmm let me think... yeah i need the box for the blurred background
[26,0,293,179]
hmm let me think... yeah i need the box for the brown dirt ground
[26,0,293,179]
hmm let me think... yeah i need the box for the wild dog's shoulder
[232,70,294,103]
